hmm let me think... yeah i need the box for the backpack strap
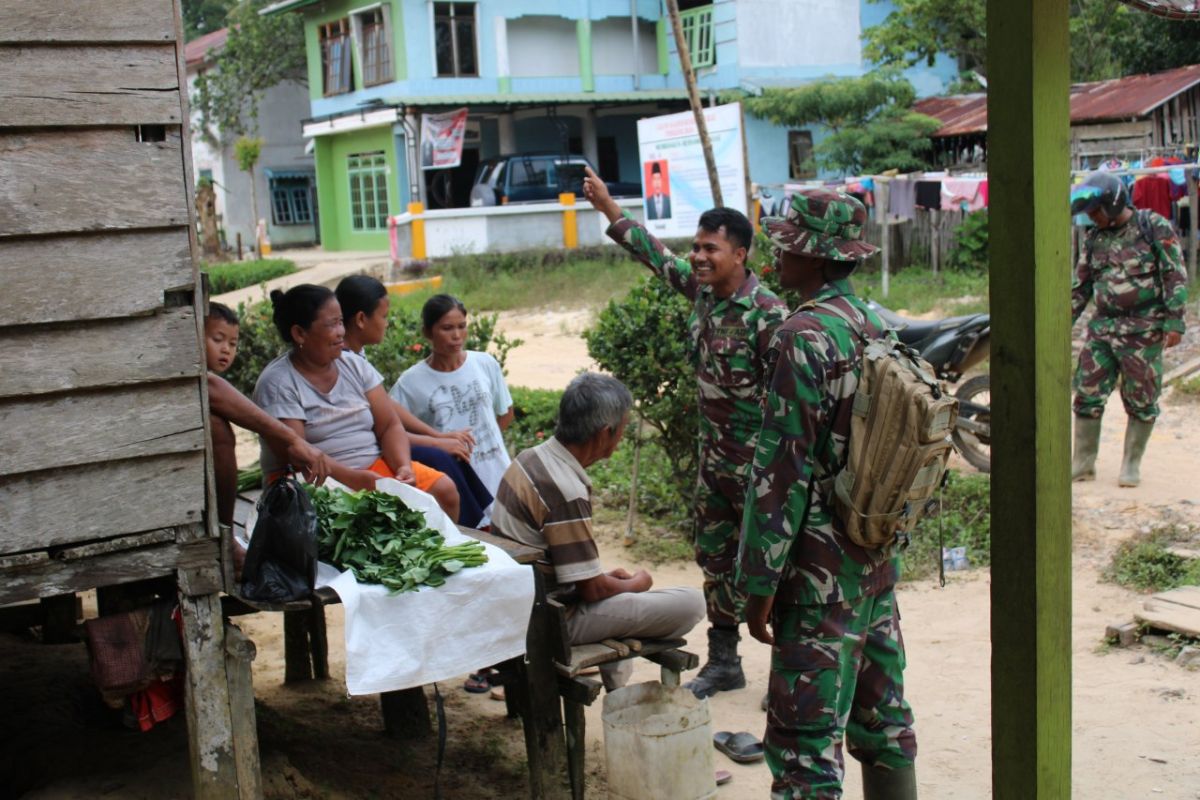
[1135,208,1167,309]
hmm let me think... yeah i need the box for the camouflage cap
[762,189,880,262]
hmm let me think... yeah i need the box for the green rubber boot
[1071,416,1103,482]
[862,763,918,800]
[1118,417,1155,488]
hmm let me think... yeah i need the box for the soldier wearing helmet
[738,189,918,799]
[1069,171,1188,487]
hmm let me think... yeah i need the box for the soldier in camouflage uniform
[1069,172,1188,487]
[581,166,788,698]
[737,189,918,800]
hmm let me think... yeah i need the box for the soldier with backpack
[1069,172,1188,487]
[738,189,937,800]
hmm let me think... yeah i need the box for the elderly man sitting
[492,373,705,690]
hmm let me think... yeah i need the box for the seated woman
[251,285,459,520]
[336,276,495,528]
[391,295,515,499]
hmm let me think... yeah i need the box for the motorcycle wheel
[952,374,992,474]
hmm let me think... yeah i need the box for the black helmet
[1070,172,1128,218]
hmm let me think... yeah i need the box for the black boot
[862,763,918,800]
[684,627,746,699]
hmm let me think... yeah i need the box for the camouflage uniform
[737,191,916,799]
[607,214,787,626]
[1072,210,1188,421]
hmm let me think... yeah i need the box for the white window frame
[350,3,393,88]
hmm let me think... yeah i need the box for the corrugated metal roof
[914,63,1200,137]
[385,90,689,107]
[184,27,228,68]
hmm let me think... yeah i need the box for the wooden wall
[0,0,215,606]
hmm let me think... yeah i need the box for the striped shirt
[491,437,602,591]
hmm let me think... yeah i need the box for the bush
[947,210,989,273]
[900,470,991,580]
[585,276,699,504]
[221,299,518,397]
[506,387,562,455]
[204,258,297,294]
[1104,525,1200,593]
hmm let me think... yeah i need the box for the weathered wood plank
[0,128,188,237]
[0,539,218,606]
[0,230,193,326]
[380,688,432,740]
[179,588,239,800]
[0,308,202,399]
[0,0,175,43]
[56,528,178,560]
[0,381,205,476]
[0,45,181,127]
[0,451,206,553]
[1136,597,1200,638]
[1154,586,1200,611]
[224,623,263,800]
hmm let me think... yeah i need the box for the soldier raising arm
[582,166,787,700]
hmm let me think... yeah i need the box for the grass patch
[1103,524,1200,593]
[855,267,989,316]
[1172,373,1200,398]
[900,470,991,580]
[204,258,297,294]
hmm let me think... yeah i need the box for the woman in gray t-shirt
[251,285,459,518]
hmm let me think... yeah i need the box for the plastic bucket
[601,681,716,800]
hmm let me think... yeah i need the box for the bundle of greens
[306,485,488,593]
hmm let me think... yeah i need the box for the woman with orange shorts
[251,284,460,520]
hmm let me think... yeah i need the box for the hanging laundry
[979,179,988,208]
[1132,174,1173,217]
[915,180,942,210]
[941,178,986,212]
[888,176,917,219]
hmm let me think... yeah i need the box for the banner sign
[636,102,748,238]
[420,108,469,170]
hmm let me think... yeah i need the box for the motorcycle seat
[867,303,987,345]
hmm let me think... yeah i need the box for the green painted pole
[577,19,594,93]
[987,1,1073,798]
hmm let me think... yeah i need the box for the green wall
[314,125,399,252]
[304,0,406,101]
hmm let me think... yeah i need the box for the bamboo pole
[1188,169,1198,281]
[664,0,722,207]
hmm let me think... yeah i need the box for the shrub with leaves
[506,387,562,455]
[947,210,989,273]
[585,276,698,502]
[221,298,518,397]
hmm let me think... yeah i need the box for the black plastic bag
[240,475,318,603]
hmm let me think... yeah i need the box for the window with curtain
[320,18,353,96]
[358,7,392,87]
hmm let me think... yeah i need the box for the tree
[743,72,942,175]
[182,0,236,41]
[234,136,264,255]
[1111,13,1200,76]
[862,0,986,75]
[191,1,306,146]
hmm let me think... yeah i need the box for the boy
[204,302,329,526]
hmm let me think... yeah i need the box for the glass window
[788,130,815,180]
[359,7,392,87]
[433,2,478,77]
[270,176,313,226]
[347,152,390,231]
[508,157,552,190]
[320,19,353,96]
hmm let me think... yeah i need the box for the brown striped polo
[491,437,603,591]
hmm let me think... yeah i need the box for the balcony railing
[679,6,715,69]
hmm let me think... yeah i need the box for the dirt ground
[5,303,1200,799]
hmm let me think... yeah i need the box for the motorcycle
[865,301,993,473]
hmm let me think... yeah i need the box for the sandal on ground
[761,692,769,712]
[490,685,506,701]
[713,731,765,764]
[715,769,732,786]
[464,671,492,693]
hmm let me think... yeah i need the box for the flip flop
[761,692,769,712]
[490,685,506,701]
[463,672,491,693]
[715,769,732,786]
[713,731,765,764]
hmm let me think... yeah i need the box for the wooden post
[930,209,941,275]
[516,574,571,800]
[224,622,263,800]
[876,179,891,298]
[380,688,432,739]
[987,2,1072,798]
[664,0,722,207]
[1188,168,1197,282]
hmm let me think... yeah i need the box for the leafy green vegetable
[236,462,263,492]
[306,485,487,593]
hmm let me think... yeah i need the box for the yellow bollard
[751,198,762,233]
[560,192,578,250]
[408,201,426,260]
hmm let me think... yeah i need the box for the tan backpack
[811,301,958,550]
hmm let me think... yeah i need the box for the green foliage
[191,1,306,144]
[1109,11,1200,77]
[900,471,991,580]
[182,0,236,41]
[589,432,691,527]
[863,0,986,74]
[307,485,488,593]
[233,136,263,174]
[1104,525,1200,593]
[1172,374,1200,398]
[221,298,517,397]
[204,258,296,294]
[947,210,989,273]
[743,72,940,175]
[585,277,699,503]
[506,387,563,455]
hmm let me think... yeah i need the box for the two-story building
[262,0,957,251]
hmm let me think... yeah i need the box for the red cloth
[1132,175,1172,218]
[131,676,184,732]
